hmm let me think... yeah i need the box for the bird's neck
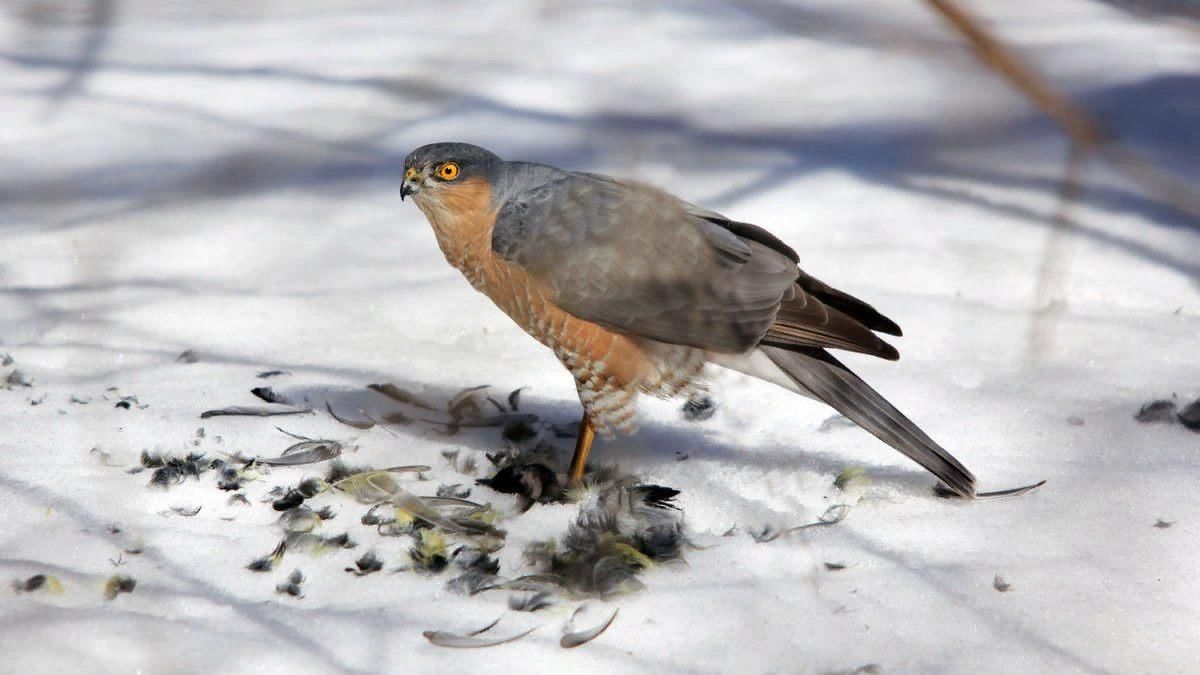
[416,196,497,285]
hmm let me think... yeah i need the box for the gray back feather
[490,167,799,353]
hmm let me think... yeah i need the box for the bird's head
[401,142,503,212]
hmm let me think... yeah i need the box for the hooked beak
[401,166,421,201]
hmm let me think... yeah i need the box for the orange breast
[417,179,654,433]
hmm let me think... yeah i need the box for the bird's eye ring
[437,162,460,181]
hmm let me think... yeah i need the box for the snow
[1,1,1198,672]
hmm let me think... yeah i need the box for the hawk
[401,142,975,498]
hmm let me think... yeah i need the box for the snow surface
[1,1,1198,673]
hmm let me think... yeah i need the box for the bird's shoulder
[490,165,777,269]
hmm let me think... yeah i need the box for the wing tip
[878,340,900,361]
[878,319,903,337]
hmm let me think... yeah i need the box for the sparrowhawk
[400,142,975,498]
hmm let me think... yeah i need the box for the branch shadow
[0,469,370,674]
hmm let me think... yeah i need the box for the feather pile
[522,467,683,598]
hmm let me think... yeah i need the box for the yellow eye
[437,162,460,181]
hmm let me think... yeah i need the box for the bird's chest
[421,201,662,433]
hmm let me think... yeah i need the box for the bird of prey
[401,142,976,498]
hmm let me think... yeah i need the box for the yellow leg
[567,416,596,484]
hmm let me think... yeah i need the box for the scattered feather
[257,370,290,378]
[409,529,450,574]
[325,400,374,429]
[360,502,392,527]
[103,575,136,600]
[636,522,683,559]
[214,462,248,491]
[320,532,356,549]
[1154,519,1174,529]
[829,665,882,675]
[324,460,367,484]
[754,504,851,543]
[255,440,344,466]
[273,490,307,512]
[834,466,868,491]
[334,471,497,535]
[161,504,202,517]
[681,394,716,421]
[507,387,525,412]
[446,570,503,595]
[475,574,565,595]
[227,493,251,507]
[367,383,436,410]
[247,540,288,572]
[452,546,501,575]
[1179,400,1200,431]
[347,551,384,576]
[525,474,683,597]
[633,485,680,510]
[19,575,45,591]
[561,607,619,648]
[1135,399,1178,424]
[818,414,857,432]
[276,569,305,598]
[144,451,209,488]
[501,417,540,444]
[824,562,848,571]
[277,428,318,443]
[12,574,63,594]
[993,574,1012,592]
[90,446,117,466]
[437,484,472,499]
[442,450,479,475]
[331,471,403,504]
[1067,416,1085,426]
[509,590,553,612]
[4,369,33,388]
[477,463,559,507]
[423,623,538,649]
[448,385,492,422]
[279,507,324,533]
[382,411,414,425]
[291,477,325,501]
[750,525,781,543]
[0,353,12,366]
[251,387,286,404]
[113,394,147,410]
[176,349,200,364]
[200,406,312,418]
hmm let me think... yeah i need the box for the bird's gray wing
[491,171,800,353]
